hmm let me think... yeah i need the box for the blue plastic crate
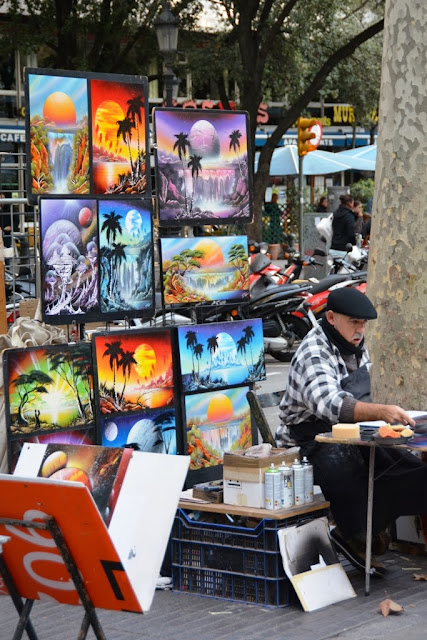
[171,506,329,607]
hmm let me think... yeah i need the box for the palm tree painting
[154,109,252,225]
[91,78,149,196]
[177,319,265,392]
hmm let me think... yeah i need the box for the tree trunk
[366,0,426,408]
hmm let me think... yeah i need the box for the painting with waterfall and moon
[3,343,95,447]
[99,199,154,319]
[25,69,90,203]
[100,407,181,456]
[160,235,250,306]
[184,386,252,475]
[39,197,99,324]
[177,319,265,393]
[92,328,177,428]
[154,108,252,226]
[90,77,150,196]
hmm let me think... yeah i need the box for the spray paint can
[264,463,281,510]
[279,461,293,509]
[291,458,305,505]
[301,456,314,503]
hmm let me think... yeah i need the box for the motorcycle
[249,248,325,296]
[327,243,369,274]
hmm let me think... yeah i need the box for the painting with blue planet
[177,319,265,392]
[101,408,179,455]
[40,197,100,323]
[99,198,154,318]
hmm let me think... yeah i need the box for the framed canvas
[25,68,150,203]
[184,385,256,486]
[153,108,253,226]
[8,428,97,473]
[90,76,150,196]
[92,327,184,454]
[160,235,250,306]
[39,197,100,323]
[3,343,95,467]
[99,198,154,319]
[177,318,265,392]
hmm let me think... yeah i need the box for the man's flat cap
[326,287,377,319]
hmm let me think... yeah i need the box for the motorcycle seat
[308,274,364,295]
[249,282,311,305]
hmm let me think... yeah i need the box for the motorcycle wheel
[271,314,310,362]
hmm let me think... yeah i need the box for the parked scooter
[327,243,369,274]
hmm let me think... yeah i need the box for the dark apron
[289,366,427,539]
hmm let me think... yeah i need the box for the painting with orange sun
[153,108,253,226]
[184,386,254,483]
[3,343,96,469]
[160,236,249,305]
[25,68,90,202]
[90,76,150,197]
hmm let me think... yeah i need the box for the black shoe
[330,528,387,577]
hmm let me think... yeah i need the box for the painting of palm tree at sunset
[90,76,150,196]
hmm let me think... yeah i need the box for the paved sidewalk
[2,549,427,640]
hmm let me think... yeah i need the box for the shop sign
[0,130,25,143]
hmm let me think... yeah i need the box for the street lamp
[154,1,179,107]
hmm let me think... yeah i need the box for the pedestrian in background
[316,196,329,213]
[330,194,356,251]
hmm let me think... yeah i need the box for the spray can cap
[302,456,309,463]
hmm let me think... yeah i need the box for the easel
[0,475,144,640]
[0,515,108,640]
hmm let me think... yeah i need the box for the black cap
[326,287,377,319]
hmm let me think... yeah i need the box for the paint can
[279,461,293,509]
[264,463,281,510]
[291,458,305,505]
[301,455,314,503]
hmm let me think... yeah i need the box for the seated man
[276,287,425,575]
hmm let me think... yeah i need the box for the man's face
[326,310,368,346]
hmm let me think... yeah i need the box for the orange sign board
[0,474,142,612]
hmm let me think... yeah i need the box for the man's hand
[354,402,416,427]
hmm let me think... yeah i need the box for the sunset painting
[160,235,250,305]
[99,199,154,318]
[90,77,150,196]
[177,319,265,392]
[92,328,175,417]
[4,343,94,439]
[101,407,179,455]
[154,108,252,226]
[25,70,89,202]
[40,198,99,322]
[185,386,252,471]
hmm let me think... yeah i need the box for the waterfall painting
[100,407,180,455]
[99,199,154,319]
[154,108,252,226]
[177,319,265,392]
[185,385,252,472]
[3,343,95,441]
[160,235,250,305]
[25,69,90,202]
[90,77,150,196]
[40,197,99,323]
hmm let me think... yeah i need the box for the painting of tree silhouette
[187,154,202,214]
[49,345,94,422]
[13,371,53,426]
[103,340,123,405]
[118,350,137,404]
[173,132,191,213]
[207,335,219,382]
[126,94,145,179]
[229,129,244,180]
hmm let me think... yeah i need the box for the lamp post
[154,1,179,107]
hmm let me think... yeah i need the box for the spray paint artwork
[92,328,175,418]
[26,71,89,200]
[90,78,150,196]
[154,108,252,226]
[185,386,252,470]
[160,235,249,305]
[177,319,265,392]
[99,199,154,316]
[101,407,178,455]
[40,198,99,321]
[4,343,94,439]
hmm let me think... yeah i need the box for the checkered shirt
[278,323,371,430]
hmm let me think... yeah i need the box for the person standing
[330,194,356,250]
[316,196,329,213]
[353,200,364,236]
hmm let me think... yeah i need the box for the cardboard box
[223,448,299,508]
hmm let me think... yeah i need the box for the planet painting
[104,421,118,441]
[125,209,143,238]
[43,91,77,127]
[79,207,93,228]
[188,119,220,157]
[207,393,234,423]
